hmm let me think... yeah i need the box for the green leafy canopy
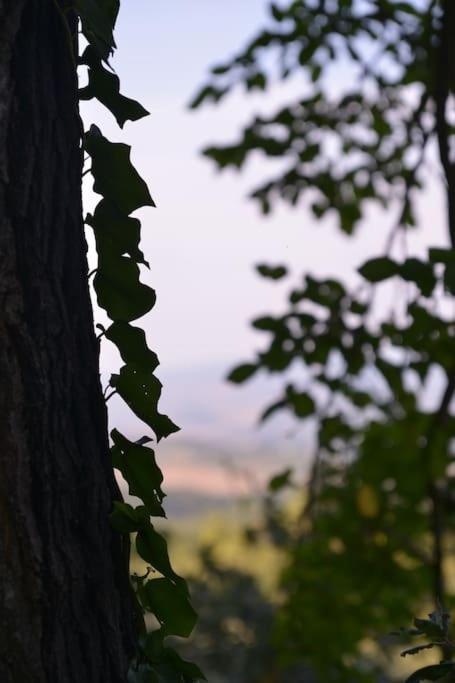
[192,0,455,680]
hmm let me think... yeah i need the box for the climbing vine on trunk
[74,2,202,681]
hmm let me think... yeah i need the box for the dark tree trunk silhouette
[0,2,134,681]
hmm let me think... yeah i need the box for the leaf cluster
[75,2,202,680]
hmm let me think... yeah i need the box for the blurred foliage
[192,0,455,681]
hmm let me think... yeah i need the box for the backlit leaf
[85,126,155,215]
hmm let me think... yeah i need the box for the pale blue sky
[81,2,448,479]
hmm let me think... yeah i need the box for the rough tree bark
[0,2,135,681]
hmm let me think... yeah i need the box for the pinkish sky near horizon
[81,1,449,496]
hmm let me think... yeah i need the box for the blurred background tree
[188,1,455,681]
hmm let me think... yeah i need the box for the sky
[80,1,449,494]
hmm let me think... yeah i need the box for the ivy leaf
[76,0,118,60]
[85,126,155,215]
[86,200,147,266]
[256,263,288,280]
[110,365,180,441]
[142,578,197,637]
[110,501,148,533]
[136,523,184,586]
[358,257,398,283]
[80,47,149,127]
[106,322,159,371]
[111,430,165,517]
[227,363,258,383]
[405,662,455,682]
[94,255,156,322]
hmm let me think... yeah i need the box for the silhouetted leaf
[86,200,147,265]
[429,247,455,264]
[111,430,165,517]
[110,502,148,533]
[110,365,179,440]
[142,578,197,637]
[136,523,184,585]
[80,47,149,127]
[286,386,315,418]
[228,363,258,383]
[359,257,398,283]
[94,255,156,321]
[400,258,436,296]
[269,468,293,492]
[76,0,118,60]
[106,322,159,371]
[85,126,155,214]
[256,264,288,280]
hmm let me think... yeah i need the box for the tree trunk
[0,2,135,681]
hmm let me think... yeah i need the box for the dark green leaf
[86,200,147,265]
[110,365,180,440]
[252,316,282,331]
[400,258,436,297]
[359,257,398,283]
[111,430,165,517]
[286,386,315,418]
[94,255,156,322]
[142,578,197,637]
[136,523,184,585]
[110,501,148,533]
[85,126,155,215]
[106,322,159,371]
[429,247,455,265]
[268,468,293,492]
[76,0,118,60]
[227,363,258,383]
[80,47,149,127]
[256,264,288,280]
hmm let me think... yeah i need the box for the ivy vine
[72,1,203,681]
